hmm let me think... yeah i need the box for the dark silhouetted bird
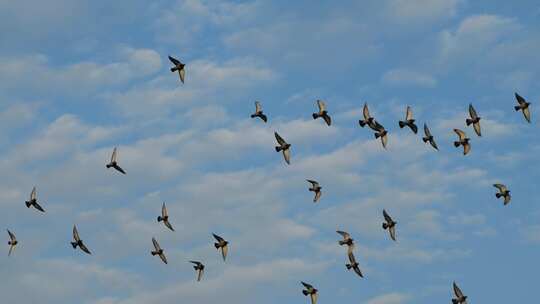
[515,92,531,123]
[373,121,388,149]
[151,237,168,264]
[157,202,174,231]
[213,233,228,261]
[398,106,418,134]
[189,261,205,282]
[466,104,482,136]
[346,251,363,278]
[7,230,17,256]
[301,281,318,304]
[25,187,45,213]
[453,129,470,155]
[250,101,267,122]
[168,55,185,83]
[71,225,91,255]
[274,132,291,165]
[422,123,439,150]
[336,230,354,253]
[452,281,468,304]
[382,209,397,241]
[493,184,511,205]
[359,103,377,129]
[306,180,322,203]
[106,147,126,174]
[312,100,331,126]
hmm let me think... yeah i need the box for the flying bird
[336,230,354,253]
[373,121,388,149]
[250,101,267,122]
[359,103,376,129]
[274,132,291,165]
[213,233,229,261]
[151,237,168,264]
[312,100,331,126]
[422,123,438,150]
[306,180,322,203]
[452,281,468,304]
[25,186,45,213]
[346,251,364,278]
[301,281,318,304]
[466,104,482,136]
[493,184,511,205]
[453,129,471,155]
[106,147,126,174]
[71,225,91,255]
[189,261,205,282]
[398,106,418,134]
[157,202,175,231]
[168,55,186,83]
[382,209,397,241]
[7,230,17,256]
[514,92,531,123]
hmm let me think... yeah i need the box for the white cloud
[382,68,438,87]
[385,0,461,24]
[366,292,410,304]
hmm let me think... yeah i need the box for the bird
[452,281,468,304]
[493,184,511,205]
[7,230,17,256]
[359,103,377,129]
[250,101,267,122]
[312,100,331,126]
[151,237,168,264]
[301,281,318,304]
[398,106,418,134]
[306,180,322,203]
[189,261,205,282]
[212,233,229,261]
[514,92,531,123]
[466,104,482,136]
[157,202,175,231]
[106,147,126,174]
[382,209,397,241]
[25,186,45,212]
[274,132,291,165]
[453,129,471,155]
[346,251,363,278]
[168,55,185,83]
[71,225,91,255]
[422,123,438,150]
[373,120,388,149]
[336,230,354,253]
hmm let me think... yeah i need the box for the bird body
[346,251,363,278]
[382,209,397,241]
[307,180,322,203]
[398,106,418,134]
[274,132,291,164]
[301,282,318,304]
[452,282,468,304]
[168,55,186,83]
[359,103,377,129]
[71,225,91,255]
[422,123,439,150]
[251,101,267,122]
[453,129,471,155]
[373,121,388,149]
[466,104,482,136]
[151,237,167,264]
[7,230,17,256]
[189,261,205,281]
[157,202,175,231]
[493,184,511,205]
[106,147,126,174]
[212,233,229,261]
[25,186,45,212]
[515,93,531,123]
[336,230,354,253]
[312,100,332,126]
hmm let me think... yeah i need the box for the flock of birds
[5,54,533,304]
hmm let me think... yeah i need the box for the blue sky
[0,0,539,303]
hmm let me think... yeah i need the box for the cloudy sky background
[0,0,539,303]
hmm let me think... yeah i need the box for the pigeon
[453,129,470,155]
[514,92,531,123]
[336,230,354,253]
[151,237,168,264]
[213,233,229,261]
[359,103,377,129]
[466,104,482,136]
[168,55,185,83]
[250,101,267,123]
[422,123,439,150]
[189,261,205,282]
[312,100,331,126]
[452,281,468,304]
[157,202,175,231]
[346,251,363,278]
[106,147,126,174]
[493,184,511,205]
[274,132,291,165]
[301,281,318,304]
[382,209,397,241]
[373,121,388,149]
[398,106,418,134]
[7,230,17,256]
[25,186,45,213]
[307,180,322,203]
[71,225,91,255]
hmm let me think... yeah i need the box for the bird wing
[255,101,262,113]
[306,180,319,187]
[301,281,313,289]
[454,129,466,141]
[283,148,291,165]
[79,242,92,255]
[310,292,318,304]
[114,165,126,175]
[347,251,357,264]
[317,100,326,112]
[179,68,185,83]
[493,184,508,192]
[473,121,481,137]
[373,120,385,132]
[8,244,15,256]
[189,260,201,265]
[504,194,511,205]
[423,123,432,137]
[405,106,413,121]
[33,202,45,212]
[152,237,161,251]
[463,142,471,155]
[197,268,204,281]
[212,233,224,242]
[336,230,350,239]
[383,209,393,223]
[453,282,464,298]
[515,92,526,105]
[168,55,180,65]
[523,107,531,123]
[381,133,388,149]
[164,220,175,232]
[159,252,168,264]
[363,103,371,120]
[111,147,117,163]
[73,225,80,242]
[430,138,439,150]
[389,226,397,241]
[468,104,478,119]
[7,230,16,242]
[323,114,331,126]
[162,202,168,217]
[313,191,321,203]
[221,244,228,261]
[30,187,36,201]
[274,132,287,146]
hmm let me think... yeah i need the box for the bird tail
[8,241,12,245]
[312,113,319,120]
[452,299,458,304]
[106,164,112,168]
[171,67,178,72]
[359,120,366,127]
[422,137,429,143]
[398,121,405,128]
[346,264,352,270]
[275,146,282,152]
[157,216,163,222]
[71,242,77,249]
[25,201,31,208]
[454,141,460,147]
[250,114,256,118]
[214,243,220,249]
[514,105,521,111]
[374,132,380,139]
[466,118,473,126]
[496,193,502,198]
[302,290,309,296]
[151,251,157,256]
[382,223,388,229]
[261,114,267,123]
[338,240,346,246]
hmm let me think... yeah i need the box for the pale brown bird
[453,129,471,155]
[301,281,318,304]
[71,225,91,255]
[189,261,205,282]
[422,123,439,150]
[312,100,331,126]
[250,101,267,122]
[274,132,291,165]
[25,186,45,213]
[336,230,354,253]
[151,237,168,264]
[157,202,174,231]
[398,106,418,134]
[106,147,126,174]
[213,233,228,261]
[515,92,531,123]
[7,230,17,256]
[466,104,482,136]
[493,184,511,205]
[307,180,322,203]
[382,209,397,241]
[359,103,377,129]
[168,55,185,83]
[346,251,363,278]
[373,121,388,149]
[452,281,468,304]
